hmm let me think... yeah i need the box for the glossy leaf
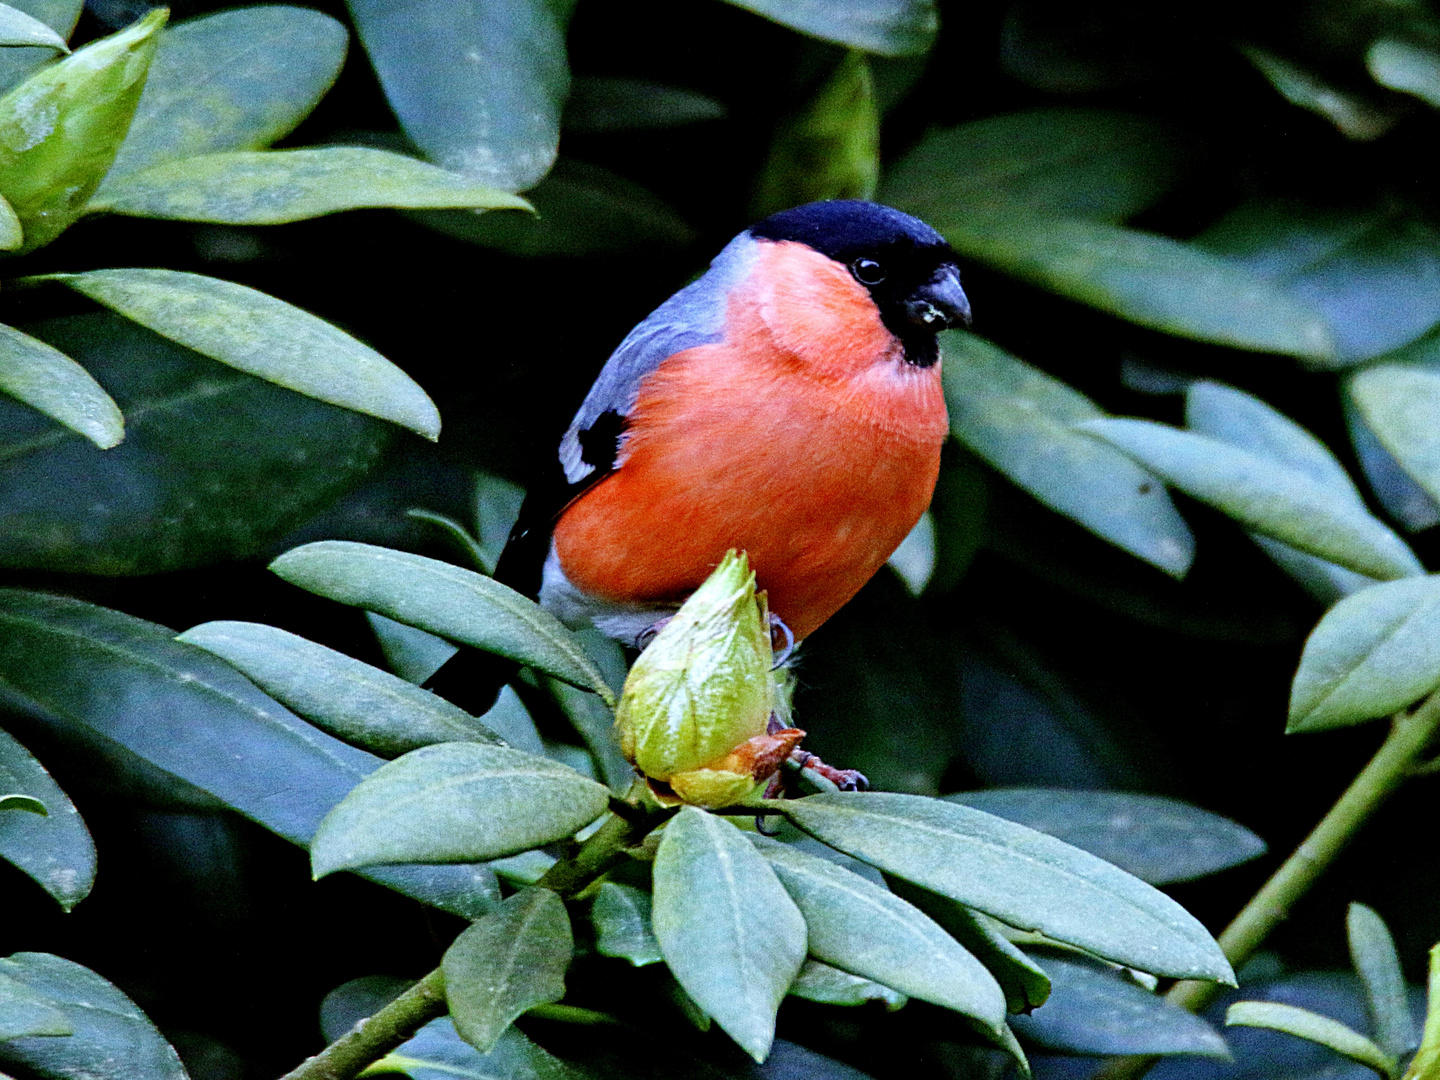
[0,322,122,449]
[368,611,458,685]
[0,314,389,575]
[1081,419,1421,581]
[722,0,938,56]
[42,269,440,441]
[789,959,907,1010]
[93,147,533,224]
[0,589,502,917]
[1350,362,1440,507]
[367,1018,583,1080]
[753,836,1007,1032]
[777,792,1234,983]
[310,742,610,876]
[270,541,614,702]
[0,9,165,252]
[1011,951,1229,1057]
[0,970,71,1040]
[444,888,572,1053]
[590,882,662,967]
[940,215,1336,360]
[178,621,503,758]
[563,76,725,133]
[0,728,95,910]
[0,0,79,95]
[883,108,1187,225]
[100,5,347,182]
[652,807,807,1062]
[0,3,66,50]
[1369,39,1440,108]
[346,0,568,191]
[0,952,185,1079]
[949,788,1265,886]
[941,330,1194,578]
[1348,902,1416,1058]
[1289,576,1440,731]
[1226,1001,1396,1076]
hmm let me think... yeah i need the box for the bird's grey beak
[904,266,971,329]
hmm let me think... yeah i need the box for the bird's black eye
[851,258,885,285]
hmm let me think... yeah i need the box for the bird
[491,199,970,650]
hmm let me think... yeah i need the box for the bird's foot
[788,749,869,792]
[634,616,673,651]
[768,613,796,668]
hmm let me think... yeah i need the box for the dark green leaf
[0,728,95,910]
[887,512,935,595]
[177,620,503,758]
[444,888,573,1053]
[545,677,630,790]
[1243,45,1395,141]
[882,108,1187,225]
[0,792,44,812]
[1226,1001,1396,1076]
[367,1018,584,1080]
[652,807,807,1062]
[0,4,66,51]
[1012,951,1229,1057]
[92,147,533,224]
[1368,39,1440,108]
[1344,390,1440,533]
[487,850,555,886]
[0,952,185,1079]
[0,322,122,450]
[0,9,165,252]
[789,959,907,1010]
[941,330,1194,577]
[1081,419,1421,581]
[1349,360,1440,508]
[948,788,1265,886]
[99,4,347,181]
[320,975,412,1042]
[940,215,1336,360]
[0,190,18,248]
[1288,575,1440,732]
[721,0,937,56]
[0,970,72,1039]
[589,882,662,967]
[1348,903,1416,1058]
[346,0,568,190]
[41,269,440,441]
[270,541,614,702]
[563,76,725,133]
[0,314,389,575]
[0,589,501,917]
[777,792,1234,983]
[479,687,545,756]
[368,611,458,686]
[0,0,80,95]
[310,742,610,876]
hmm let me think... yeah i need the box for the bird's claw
[768,613,795,668]
[788,749,869,791]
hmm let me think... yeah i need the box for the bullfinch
[494,199,970,649]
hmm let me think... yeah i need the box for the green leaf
[789,959,907,1010]
[776,792,1234,983]
[177,621,504,758]
[721,0,937,55]
[1349,362,1440,508]
[753,836,1007,1033]
[270,541,614,703]
[0,189,17,248]
[40,269,440,441]
[1344,391,1440,535]
[0,953,185,1079]
[0,728,95,910]
[882,108,1188,225]
[0,589,502,917]
[91,147,533,225]
[0,792,44,813]
[0,313,390,575]
[1187,380,1377,603]
[887,511,935,596]
[589,882,663,967]
[1369,39,1440,108]
[948,789,1265,886]
[0,8,166,252]
[752,50,878,218]
[1012,950,1229,1057]
[938,215,1337,361]
[1226,1000,1397,1077]
[0,3,65,50]
[366,1019,584,1080]
[99,5,347,181]
[367,611,458,685]
[1080,419,1422,581]
[563,76,726,134]
[1348,902,1417,1059]
[321,975,412,1042]
[0,0,80,96]
[0,322,122,450]
[443,888,573,1053]
[941,330,1194,578]
[1243,45,1395,141]
[545,677,631,790]
[346,0,568,191]
[309,742,610,876]
[652,807,807,1062]
[1289,576,1440,731]
[479,687,545,756]
[0,970,72,1040]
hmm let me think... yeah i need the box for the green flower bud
[615,550,774,782]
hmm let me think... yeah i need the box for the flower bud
[615,550,774,784]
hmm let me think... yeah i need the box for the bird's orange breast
[552,240,948,640]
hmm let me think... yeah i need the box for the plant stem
[278,781,660,1080]
[1095,690,1440,1080]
